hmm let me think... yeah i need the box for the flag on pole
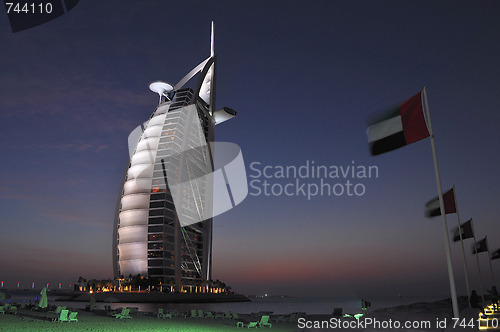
[452,219,474,242]
[425,187,457,217]
[492,248,500,260]
[367,91,430,156]
[472,237,488,255]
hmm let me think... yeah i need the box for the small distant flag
[366,91,429,156]
[491,248,500,260]
[452,219,474,242]
[425,188,457,217]
[472,237,488,255]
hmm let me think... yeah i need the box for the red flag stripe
[400,92,430,144]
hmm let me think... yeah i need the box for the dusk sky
[1,1,499,299]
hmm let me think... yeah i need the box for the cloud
[0,60,153,137]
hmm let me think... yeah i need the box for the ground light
[478,301,500,330]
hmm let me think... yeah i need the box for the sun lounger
[236,321,259,328]
[157,308,172,318]
[343,312,364,320]
[204,311,214,318]
[68,311,78,322]
[258,315,272,328]
[113,307,132,319]
[169,310,181,317]
[47,306,66,320]
[55,309,69,322]
[109,307,123,316]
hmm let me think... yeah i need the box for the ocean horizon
[3,292,451,315]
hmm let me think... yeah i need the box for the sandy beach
[1,297,498,331]
[0,307,297,331]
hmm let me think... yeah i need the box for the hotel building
[112,26,236,290]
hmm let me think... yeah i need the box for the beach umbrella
[38,287,48,309]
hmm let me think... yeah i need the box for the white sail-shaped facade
[117,107,168,277]
[112,39,237,289]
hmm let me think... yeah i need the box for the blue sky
[0,1,499,298]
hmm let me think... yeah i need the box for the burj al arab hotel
[112,23,238,290]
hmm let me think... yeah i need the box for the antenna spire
[210,21,214,56]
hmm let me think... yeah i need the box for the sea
[2,292,448,315]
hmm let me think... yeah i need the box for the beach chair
[55,309,69,322]
[204,311,214,318]
[231,311,240,319]
[68,311,78,322]
[0,305,5,314]
[113,307,132,319]
[190,309,198,318]
[343,312,364,320]
[169,310,181,317]
[47,306,66,320]
[7,305,17,314]
[157,308,172,319]
[236,321,258,328]
[198,309,204,318]
[258,315,272,328]
[223,311,232,319]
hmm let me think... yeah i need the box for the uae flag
[367,91,430,156]
[492,248,500,260]
[472,237,488,255]
[452,219,474,242]
[425,188,457,217]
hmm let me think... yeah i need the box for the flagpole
[453,185,471,307]
[485,236,496,288]
[423,87,459,318]
[471,219,485,302]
